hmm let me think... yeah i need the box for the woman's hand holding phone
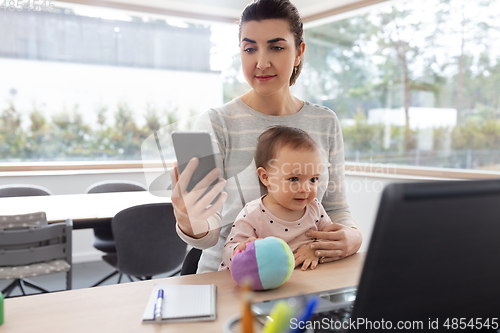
[170,158,227,238]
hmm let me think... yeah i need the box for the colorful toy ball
[230,236,294,290]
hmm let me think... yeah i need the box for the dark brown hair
[255,126,318,190]
[239,0,304,86]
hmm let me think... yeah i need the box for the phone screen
[171,131,221,202]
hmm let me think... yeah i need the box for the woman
[171,0,362,273]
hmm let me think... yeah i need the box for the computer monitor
[352,179,500,330]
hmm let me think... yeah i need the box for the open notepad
[142,284,217,323]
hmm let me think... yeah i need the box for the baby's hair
[255,126,318,190]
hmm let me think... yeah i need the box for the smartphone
[171,131,221,202]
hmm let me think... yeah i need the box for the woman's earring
[294,66,298,75]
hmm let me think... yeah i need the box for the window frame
[1,161,499,180]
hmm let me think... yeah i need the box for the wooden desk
[2,253,365,333]
[0,192,170,229]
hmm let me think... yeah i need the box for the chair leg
[127,275,134,282]
[3,286,14,297]
[23,279,50,293]
[66,268,72,290]
[18,279,27,296]
[117,273,123,284]
[3,276,64,297]
[91,270,119,287]
[2,280,20,297]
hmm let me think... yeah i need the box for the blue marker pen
[154,289,164,322]
[288,296,319,333]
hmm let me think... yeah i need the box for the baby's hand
[294,244,319,271]
[233,237,261,256]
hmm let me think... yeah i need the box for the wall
[344,175,412,252]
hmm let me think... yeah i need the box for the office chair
[85,180,147,286]
[180,247,202,275]
[0,184,52,197]
[92,203,186,286]
[0,212,72,297]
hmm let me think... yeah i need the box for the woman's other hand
[170,158,227,238]
[305,223,362,263]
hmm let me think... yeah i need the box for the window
[2,0,499,174]
[222,0,500,173]
[298,0,500,171]
[0,4,233,162]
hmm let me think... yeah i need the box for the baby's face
[264,146,322,212]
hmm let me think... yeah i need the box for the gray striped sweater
[175,97,356,273]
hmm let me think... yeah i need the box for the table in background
[0,191,171,229]
[2,253,365,333]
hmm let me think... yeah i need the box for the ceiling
[58,0,388,23]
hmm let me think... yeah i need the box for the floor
[0,260,181,298]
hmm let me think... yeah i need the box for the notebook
[253,179,500,332]
[142,284,217,323]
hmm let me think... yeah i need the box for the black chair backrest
[181,248,202,276]
[0,184,52,197]
[112,203,185,277]
[86,181,146,194]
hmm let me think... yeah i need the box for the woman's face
[240,19,303,97]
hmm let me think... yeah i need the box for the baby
[220,125,332,271]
